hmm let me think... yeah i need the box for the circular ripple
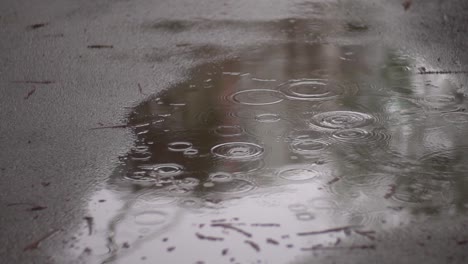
[308,197,339,210]
[381,97,422,116]
[134,211,167,225]
[420,147,468,173]
[208,179,256,194]
[277,79,343,101]
[137,192,177,205]
[341,172,393,189]
[286,129,324,142]
[214,125,244,137]
[138,163,184,178]
[424,95,456,104]
[210,159,265,174]
[392,179,448,204]
[179,198,204,209]
[442,112,468,123]
[255,113,281,123]
[129,146,151,161]
[277,166,320,181]
[177,177,200,188]
[290,139,328,154]
[211,142,264,160]
[124,171,157,183]
[422,95,463,112]
[168,141,193,152]
[331,128,391,145]
[230,89,284,106]
[310,111,375,130]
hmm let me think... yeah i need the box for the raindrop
[296,212,315,221]
[209,172,233,183]
[277,166,320,181]
[177,177,200,188]
[134,211,167,225]
[208,179,256,194]
[179,198,203,208]
[277,79,343,101]
[164,185,192,195]
[168,142,193,152]
[211,142,264,160]
[290,139,328,154]
[310,111,375,130]
[184,148,199,156]
[214,125,244,137]
[203,182,215,188]
[288,203,307,212]
[230,89,284,106]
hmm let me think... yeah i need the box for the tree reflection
[99,18,468,263]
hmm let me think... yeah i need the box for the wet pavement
[1,0,468,264]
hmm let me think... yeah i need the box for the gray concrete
[1,0,467,263]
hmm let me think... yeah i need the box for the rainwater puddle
[77,39,468,264]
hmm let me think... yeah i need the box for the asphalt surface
[1,0,468,263]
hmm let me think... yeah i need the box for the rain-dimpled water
[75,26,468,264]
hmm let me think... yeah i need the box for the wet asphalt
[1,0,468,263]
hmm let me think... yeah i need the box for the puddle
[76,37,468,264]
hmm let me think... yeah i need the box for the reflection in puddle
[75,35,468,264]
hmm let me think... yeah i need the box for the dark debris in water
[222,248,229,256]
[88,30,468,263]
[250,223,281,227]
[167,246,176,252]
[87,45,114,49]
[297,225,362,236]
[12,80,55,84]
[384,184,397,199]
[266,238,279,245]
[195,232,224,242]
[7,202,47,211]
[83,216,94,235]
[353,230,377,241]
[28,205,47,211]
[346,21,368,32]
[23,87,36,100]
[301,244,376,251]
[211,223,252,238]
[402,0,412,11]
[23,229,60,251]
[244,240,260,252]
[27,23,48,30]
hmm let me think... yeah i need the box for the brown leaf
[402,0,412,11]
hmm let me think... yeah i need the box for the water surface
[77,37,468,264]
